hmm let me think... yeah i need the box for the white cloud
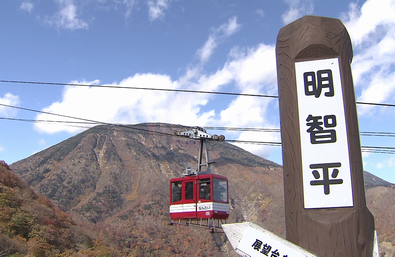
[281,0,313,25]
[219,97,266,127]
[20,2,34,13]
[362,151,371,160]
[45,0,88,30]
[376,156,395,170]
[147,0,171,21]
[376,162,385,169]
[0,145,4,153]
[223,16,240,37]
[343,0,395,46]
[215,45,278,158]
[0,93,21,118]
[34,40,278,158]
[358,70,395,114]
[34,76,214,134]
[256,9,264,18]
[233,130,280,158]
[226,44,277,91]
[342,0,395,115]
[198,37,217,64]
[388,157,395,167]
[123,0,137,18]
[196,16,241,64]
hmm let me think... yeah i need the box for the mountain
[9,123,395,256]
[366,185,395,256]
[0,161,95,256]
[364,171,394,188]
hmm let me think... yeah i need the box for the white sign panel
[223,222,317,257]
[295,58,353,209]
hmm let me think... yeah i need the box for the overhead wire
[0,117,97,125]
[1,105,394,154]
[1,79,395,154]
[0,103,175,137]
[0,117,95,129]
[3,115,395,139]
[360,132,395,137]
[3,79,395,107]
[204,126,280,132]
[0,79,278,99]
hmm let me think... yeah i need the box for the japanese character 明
[310,162,343,195]
[252,239,263,251]
[306,114,337,144]
[304,69,334,98]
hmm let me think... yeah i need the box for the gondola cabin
[169,174,229,220]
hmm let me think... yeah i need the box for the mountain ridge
[8,122,395,256]
[0,161,98,256]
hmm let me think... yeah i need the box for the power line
[1,107,394,154]
[0,117,97,125]
[2,79,395,107]
[0,117,94,129]
[360,132,395,137]
[205,126,280,132]
[225,139,281,146]
[3,116,395,138]
[201,125,395,139]
[0,79,278,99]
[361,146,395,154]
[2,78,395,154]
[355,101,395,108]
[0,103,175,138]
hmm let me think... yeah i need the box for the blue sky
[1,0,395,183]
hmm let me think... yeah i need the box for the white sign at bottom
[223,222,317,257]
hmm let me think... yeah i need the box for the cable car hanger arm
[174,126,225,141]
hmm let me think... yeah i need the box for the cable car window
[185,182,193,200]
[199,179,211,200]
[171,182,182,203]
[213,178,227,202]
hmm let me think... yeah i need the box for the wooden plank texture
[276,15,375,256]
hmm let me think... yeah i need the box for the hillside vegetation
[0,161,119,256]
[6,123,395,256]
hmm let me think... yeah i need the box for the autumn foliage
[0,161,93,256]
[1,160,227,256]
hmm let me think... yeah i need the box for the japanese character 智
[306,114,337,144]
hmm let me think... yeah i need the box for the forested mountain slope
[9,123,395,256]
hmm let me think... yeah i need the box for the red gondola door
[170,177,198,219]
[182,178,196,219]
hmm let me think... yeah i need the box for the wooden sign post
[276,16,376,256]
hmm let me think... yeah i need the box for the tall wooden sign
[276,16,375,256]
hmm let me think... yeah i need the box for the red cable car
[169,127,229,230]
[170,173,229,220]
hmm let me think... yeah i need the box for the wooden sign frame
[276,15,375,256]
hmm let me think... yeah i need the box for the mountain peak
[8,123,395,255]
